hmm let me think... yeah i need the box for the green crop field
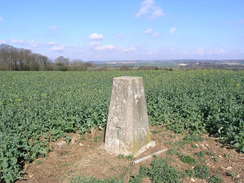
[0,70,244,182]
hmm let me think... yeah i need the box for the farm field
[0,70,244,183]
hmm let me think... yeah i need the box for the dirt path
[17,127,244,183]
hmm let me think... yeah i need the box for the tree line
[0,44,94,71]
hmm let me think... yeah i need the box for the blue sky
[0,0,244,60]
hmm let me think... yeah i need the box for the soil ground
[17,126,244,183]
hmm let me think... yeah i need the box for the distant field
[0,70,244,182]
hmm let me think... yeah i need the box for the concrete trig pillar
[105,76,155,157]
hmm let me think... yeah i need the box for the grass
[151,130,161,134]
[195,151,206,158]
[71,177,123,183]
[166,148,179,156]
[94,136,102,143]
[64,135,72,143]
[70,131,228,183]
[193,165,211,179]
[225,170,239,182]
[34,160,43,165]
[178,154,197,165]
[174,134,204,149]
[129,175,144,183]
[72,160,224,183]
[191,144,198,148]
[195,151,219,162]
[208,175,223,183]
[118,154,134,161]
[130,158,183,183]
[182,134,204,144]
[166,149,197,165]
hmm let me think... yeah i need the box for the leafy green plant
[129,175,143,183]
[1,70,243,182]
[118,154,134,160]
[184,169,194,177]
[195,151,218,162]
[142,158,182,183]
[225,171,237,178]
[208,175,223,183]
[178,155,197,165]
[195,151,206,158]
[166,148,179,156]
[182,134,203,144]
[193,165,210,179]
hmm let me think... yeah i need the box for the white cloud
[94,44,116,51]
[195,48,205,56]
[50,45,64,51]
[9,40,39,48]
[152,32,160,37]
[209,48,225,55]
[0,16,3,22]
[28,40,39,48]
[48,25,59,31]
[151,8,164,17]
[89,40,136,53]
[169,27,177,34]
[48,42,57,46]
[93,43,137,53]
[144,28,160,37]
[89,33,104,40]
[144,28,153,34]
[114,33,125,40]
[89,41,101,47]
[214,48,225,54]
[123,47,137,53]
[0,40,6,44]
[136,0,165,18]
[195,48,225,56]
[11,40,25,44]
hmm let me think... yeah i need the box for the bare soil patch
[17,127,244,183]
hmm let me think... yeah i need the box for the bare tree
[0,44,51,71]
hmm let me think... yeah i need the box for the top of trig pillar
[113,76,143,81]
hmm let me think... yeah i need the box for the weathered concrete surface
[105,76,155,156]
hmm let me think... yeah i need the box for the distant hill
[0,44,243,70]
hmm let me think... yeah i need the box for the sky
[0,0,244,60]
